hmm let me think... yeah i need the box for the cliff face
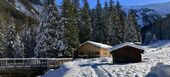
[0,0,51,32]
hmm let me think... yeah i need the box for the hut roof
[109,42,144,52]
[81,41,112,49]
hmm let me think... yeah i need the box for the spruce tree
[0,22,6,57]
[14,33,24,58]
[79,0,92,43]
[61,0,80,57]
[72,0,80,8]
[5,18,17,58]
[113,1,126,44]
[20,21,36,58]
[93,0,105,43]
[144,31,157,45]
[34,20,49,58]
[35,0,64,58]
[105,0,117,45]
[124,9,142,43]
[46,0,65,58]
[102,0,113,45]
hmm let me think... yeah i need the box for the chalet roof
[81,41,112,49]
[109,42,144,52]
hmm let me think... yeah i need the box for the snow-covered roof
[81,41,112,49]
[109,42,144,52]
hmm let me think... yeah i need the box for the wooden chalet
[74,41,112,58]
[109,42,144,63]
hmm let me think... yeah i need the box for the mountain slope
[132,8,162,27]
[0,0,39,31]
[131,2,170,17]
[124,2,170,44]
[124,2,170,28]
[0,0,51,31]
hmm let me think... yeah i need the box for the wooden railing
[0,58,72,69]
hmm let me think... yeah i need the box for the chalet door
[115,57,133,63]
[116,57,140,63]
[115,58,126,63]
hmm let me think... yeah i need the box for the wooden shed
[74,41,112,58]
[110,42,144,63]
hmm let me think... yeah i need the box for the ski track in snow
[43,41,170,77]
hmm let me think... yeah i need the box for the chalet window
[95,52,100,55]
[105,52,107,55]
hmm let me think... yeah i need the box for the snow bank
[43,41,170,77]
[146,63,170,77]
[43,62,81,77]
[43,57,112,77]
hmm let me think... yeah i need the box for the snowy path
[43,41,170,77]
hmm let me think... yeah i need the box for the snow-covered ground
[43,40,170,77]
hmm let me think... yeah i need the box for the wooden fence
[0,58,72,69]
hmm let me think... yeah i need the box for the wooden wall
[111,46,142,63]
[100,48,111,57]
[75,43,111,58]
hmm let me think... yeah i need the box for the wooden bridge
[0,58,72,77]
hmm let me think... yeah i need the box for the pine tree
[109,0,114,10]
[144,31,157,45]
[89,8,95,31]
[20,21,36,58]
[0,22,6,57]
[61,0,80,57]
[5,18,17,58]
[104,0,117,45]
[113,1,126,44]
[30,26,37,57]
[79,0,92,43]
[14,33,24,58]
[93,0,105,43]
[34,20,50,58]
[124,9,142,43]
[102,0,112,44]
[35,0,64,58]
[46,0,65,58]
[72,0,80,9]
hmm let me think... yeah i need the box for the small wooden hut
[110,42,144,63]
[74,41,112,58]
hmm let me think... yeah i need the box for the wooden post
[47,59,49,69]
[5,59,7,69]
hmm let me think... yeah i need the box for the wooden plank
[0,58,72,70]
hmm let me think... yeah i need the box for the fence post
[5,59,7,70]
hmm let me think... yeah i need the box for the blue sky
[56,0,170,8]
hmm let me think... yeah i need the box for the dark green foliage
[20,21,36,58]
[5,18,17,58]
[34,0,65,58]
[79,0,92,43]
[124,9,142,43]
[0,0,153,58]
[144,31,157,45]
[61,0,80,57]
[93,0,105,43]
[0,21,6,58]
[112,1,126,44]
[101,0,115,45]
